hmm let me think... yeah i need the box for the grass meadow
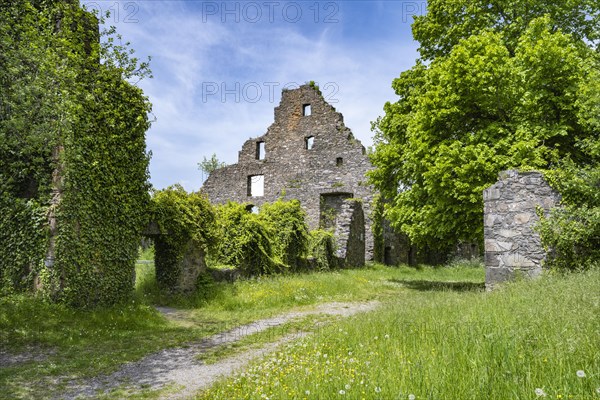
[1,254,598,399]
[197,268,600,400]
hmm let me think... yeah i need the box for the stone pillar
[483,170,560,290]
[333,199,365,268]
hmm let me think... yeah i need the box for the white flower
[384,334,390,339]
[408,395,416,400]
[305,390,310,395]
[339,389,346,395]
[576,370,586,378]
[375,386,382,393]
[534,388,546,397]
[345,384,351,390]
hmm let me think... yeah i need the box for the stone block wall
[202,84,375,260]
[483,170,560,289]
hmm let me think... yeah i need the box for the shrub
[539,164,600,270]
[259,199,309,271]
[211,202,282,276]
[150,185,217,291]
[308,229,337,270]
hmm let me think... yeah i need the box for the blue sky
[81,1,426,190]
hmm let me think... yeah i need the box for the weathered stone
[514,213,531,224]
[202,84,375,260]
[483,171,561,290]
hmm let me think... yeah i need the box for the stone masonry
[202,84,375,260]
[483,170,561,289]
[332,199,365,268]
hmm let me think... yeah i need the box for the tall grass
[198,269,600,399]
[0,263,483,398]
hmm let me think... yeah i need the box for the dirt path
[59,301,379,399]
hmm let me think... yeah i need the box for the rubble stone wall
[483,170,561,289]
[202,84,375,260]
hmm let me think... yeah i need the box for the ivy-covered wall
[0,1,152,307]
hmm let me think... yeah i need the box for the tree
[198,153,226,181]
[369,2,600,252]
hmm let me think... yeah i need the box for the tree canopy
[369,1,600,252]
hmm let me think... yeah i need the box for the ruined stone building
[202,84,375,263]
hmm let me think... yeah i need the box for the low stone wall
[483,170,560,289]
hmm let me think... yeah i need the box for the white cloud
[91,1,419,191]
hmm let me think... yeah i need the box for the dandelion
[408,395,416,400]
[534,388,546,397]
[595,387,600,394]
[339,389,346,395]
[384,334,390,339]
[305,390,310,395]
[375,386,382,393]
[576,370,586,378]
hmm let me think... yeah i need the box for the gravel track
[57,301,379,399]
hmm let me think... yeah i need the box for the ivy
[258,199,309,271]
[150,185,217,292]
[0,1,152,307]
[307,229,337,271]
[210,202,283,276]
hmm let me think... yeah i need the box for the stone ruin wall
[332,199,365,268]
[202,84,375,260]
[483,170,561,289]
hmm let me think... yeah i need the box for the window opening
[256,141,265,160]
[305,136,314,150]
[336,157,343,166]
[303,104,311,116]
[247,175,264,197]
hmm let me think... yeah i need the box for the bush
[150,185,217,291]
[308,229,337,270]
[539,164,600,270]
[259,199,309,271]
[211,202,282,276]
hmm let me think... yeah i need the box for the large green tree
[370,1,599,252]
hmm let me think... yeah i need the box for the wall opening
[305,136,314,150]
[256,141,265,160]
[336,157,343,166]
[245,204,259,214]
[320,192,353,229]
[247,175,264,197]
[303,104,311,116]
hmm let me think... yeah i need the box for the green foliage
[307,229,337,270]
[307,80,322,95]
[150,185,217,292]
[259,199,309,270]
[538,164,600,270]
[198,153,227,178]
[211,202,283,276]
[370,4,599,252]
[0,198,47,293]
[0,1,152,307]
[412,0,599,61]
